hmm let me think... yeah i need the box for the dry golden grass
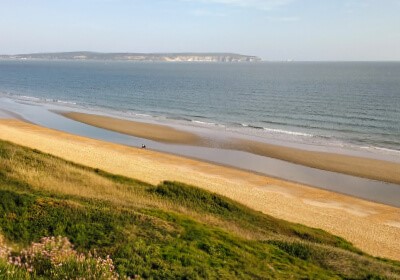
[2,145,155,210]
[2,144,269,241]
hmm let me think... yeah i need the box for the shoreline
[60,111,203,144]
[60,111,400,185]
[0,118,399,261]
[2,94,400,162]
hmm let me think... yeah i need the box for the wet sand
[0,118,400,261]
[61,111,400,185]
[0,108,28,120]
[231,139,400,185]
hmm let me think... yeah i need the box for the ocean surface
[0,60,399,155]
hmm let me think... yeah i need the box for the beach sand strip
[61,111,202,144]
[60,111,400,185]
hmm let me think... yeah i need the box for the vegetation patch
[0,140,399,279]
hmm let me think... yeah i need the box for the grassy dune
[0,140,400,279]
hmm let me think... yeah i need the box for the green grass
[0,139,399,279]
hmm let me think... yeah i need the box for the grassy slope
[0,139,399,279]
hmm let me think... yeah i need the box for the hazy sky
[1,0,399,60]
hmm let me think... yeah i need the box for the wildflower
[4,236,120,279]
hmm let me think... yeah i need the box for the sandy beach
[61,111,400,185]
[0,118,400,261]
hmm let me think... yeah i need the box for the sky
[0,0,399,61]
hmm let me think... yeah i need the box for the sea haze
[0,60,399,154]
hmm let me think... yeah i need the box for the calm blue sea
[0,60,399,153]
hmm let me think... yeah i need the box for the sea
[0,60,399,156]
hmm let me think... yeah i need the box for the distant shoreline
[0,51,262,62]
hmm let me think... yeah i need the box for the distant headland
[0,51,261,62]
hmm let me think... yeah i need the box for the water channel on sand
[1,97,400,208]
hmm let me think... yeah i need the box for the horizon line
[1,51,400,63]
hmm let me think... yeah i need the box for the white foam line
[360,146,400,155]
[192,120,216,126]
[263,127,313,137]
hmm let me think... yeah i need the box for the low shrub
[4,236,120,279]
